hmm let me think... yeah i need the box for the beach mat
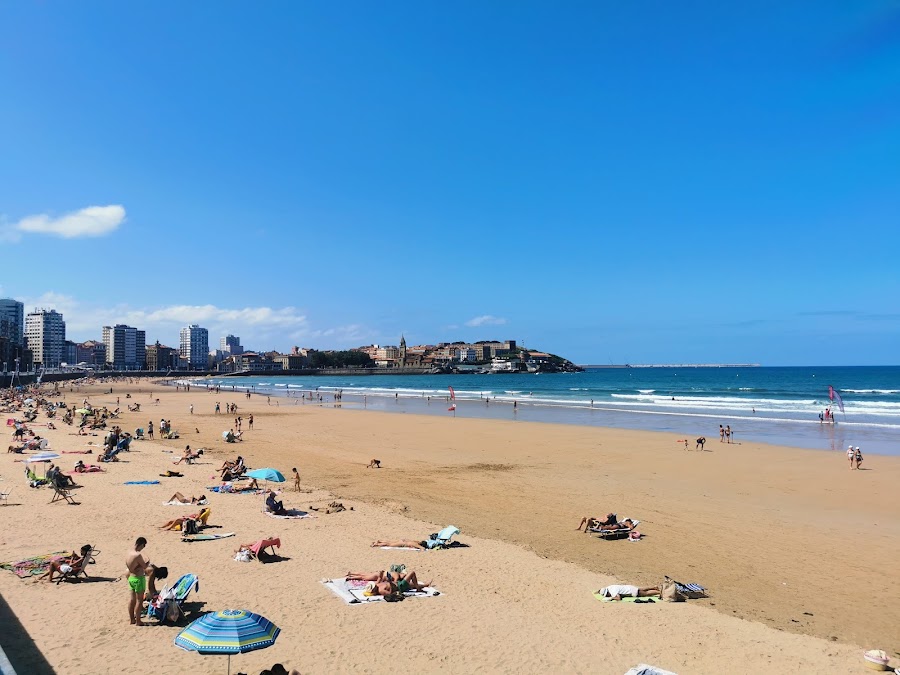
[124,480,160,485]
[0,552,69,578]
[207,485,260,494]
[593,592,658,603]
[265,509,313,519]
[182,533,235,542]
[322,578,441,604]
[624,665,678,675]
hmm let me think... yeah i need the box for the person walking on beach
[189,404,193,415]
[725,425,731,443]
[719,425,725,442]
[847,445,855,469]
[855,447,863,469]
[147,420,154,440]
[126,537,149,626]
[248,414,253,430]
[215,402,220,414]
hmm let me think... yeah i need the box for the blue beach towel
[124,480,161,485]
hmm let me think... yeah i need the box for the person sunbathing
[596,584,660,601]
[576,513,617,531]
[265,491,287,515]
[73,460,104,473]
[159,508,210,530]
[370,539,428,550]
[595,518,636,532]
[173,446,202,465]
[167,492,207,505]
[36,545,92,583]
[346,569,431,594]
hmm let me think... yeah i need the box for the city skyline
[1,3,898,366]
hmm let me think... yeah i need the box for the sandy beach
[1,380,898,674]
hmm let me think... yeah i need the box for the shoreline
[2,380,898,673]
[170,378,900,456]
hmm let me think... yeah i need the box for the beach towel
[265,509,313,519]
[249,538,281,556]
[593,592,658,603]
[0,552,68,578]
[181,533,235,542]
[378,546,423,551]
[322,578,441,604]
[624,665,678,675]
[207,484,259,494]
[124,481,160,485]
[162,499,208,507]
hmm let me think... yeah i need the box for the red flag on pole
[448,386,455,400]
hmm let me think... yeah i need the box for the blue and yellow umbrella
[174,609,280,674]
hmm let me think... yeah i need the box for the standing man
[126,537,149,626]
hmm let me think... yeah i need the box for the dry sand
[1,380,898,674]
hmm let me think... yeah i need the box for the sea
[180,366,900,456]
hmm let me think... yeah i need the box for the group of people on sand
[847,445,864,469]
[575,513,637,533]
[346,568,431,600]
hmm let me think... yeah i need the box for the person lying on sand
[167,492,207,505]
[596,584,660,601]
[370,539,428,550]
[576,513,617,531]
[346,569,431,594]
[594,518,637,532]
[73,460,104,473]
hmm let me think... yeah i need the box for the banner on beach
[448,386,455,400]
[828,385,844,414]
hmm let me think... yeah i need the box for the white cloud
[465,315,507,327]
[5,205,125,241]
[18,292,375,351]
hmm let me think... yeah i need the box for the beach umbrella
[245,468,285,483]
[25,452,60,463]
[174,609,280,675]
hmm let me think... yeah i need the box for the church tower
[399,335,407,367]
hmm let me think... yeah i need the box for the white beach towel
[322,578,440,604]
[264,509,314,519]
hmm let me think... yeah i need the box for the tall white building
[25,309,66,368]
[0,299,25,346]
[180,325,209,369]
[220,334,243,355]
[102,324,147,369]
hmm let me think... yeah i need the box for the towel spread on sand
[592,592,658,603]
[322,578,441,604]
[124,480,160,485]
[264,509,313,519]
[0,552,68,578]
[181,533,235,542]
[378,547,423,551]
[207,485,260,494]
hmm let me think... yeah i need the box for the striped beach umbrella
[174,609,280,674]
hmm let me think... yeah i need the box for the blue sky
[1,1,898,365]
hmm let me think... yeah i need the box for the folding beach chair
[148,573,199,624]
[57,547,99,584]
[0,485,11,505]
[50,484,77,505]
[424,526,460,549]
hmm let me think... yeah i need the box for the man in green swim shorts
[126,537,149,626]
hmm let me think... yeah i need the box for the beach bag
[183,518,198,535]
[660,580,686,602]
[234,550,252,563]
